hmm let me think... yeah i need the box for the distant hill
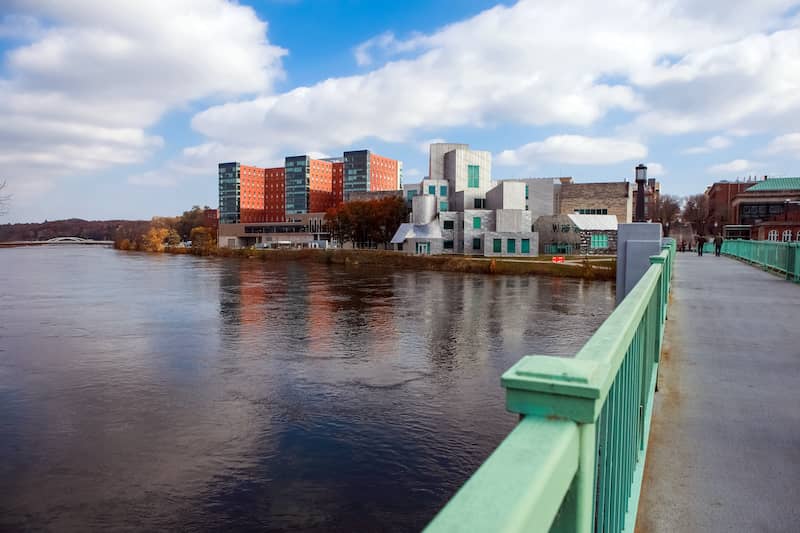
[0,218,150,243]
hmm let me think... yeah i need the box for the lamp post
[635,164,647,222]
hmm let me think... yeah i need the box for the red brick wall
[264,167,285,222]
[369,153,399,192]
[753,223,800,241]
[239,165,266,223]
[332,162,344,205]
[308,159,334,213]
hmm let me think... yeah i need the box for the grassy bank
[157,246,615,280]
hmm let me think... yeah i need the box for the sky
[1,0,799,223]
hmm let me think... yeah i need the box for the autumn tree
[142,227,170,252]
[176,205,209,240]
[190,226,216,255]
[324,196,408,248]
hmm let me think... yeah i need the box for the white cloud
[765,132,800,155]
[404,168,422,178]
[353,31,424,67]
[708,159,761,174]
[684,135,732,154]
[0,0,285,199]
[646,162,666,176]
[418,138,446,154]
[186,0,799,176]
[632,29,800,135]
[496,135,647,166]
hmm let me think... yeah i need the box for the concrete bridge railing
[425,241,675,533]
[721,240,800,282]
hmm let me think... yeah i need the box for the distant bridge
[0,237,114,246]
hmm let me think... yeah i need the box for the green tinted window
[472,238,481,250]
[521,239,530,253]
[468,165,480,188]
[440,185,447,196]
[493,239,501,253]
[507,239,516,253]
[591,234,609,248]
[473,216,481,229]
[428,185,435,194]
[440,201,448,211]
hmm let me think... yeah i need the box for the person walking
[714,234,724,256]
[697,235,706,256]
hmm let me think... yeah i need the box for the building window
[473,216,481,229]
[591,234,609,248]
[428,185,436,195]
[474,198,485,208]
[575,208,609,215]
[507,239,516,253]
[406,190,417,200]
[493,238,501,253]
[525,184,529,200]
[473,238,481,250]
[440,201,448,211]
[768,230,779,241]
[521,239,530,253]
[444,240,454,249]
[468,165,480,188]
[783,230,792,242]
[440,185,448,196]
[443,220,454,230]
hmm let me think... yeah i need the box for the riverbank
[154,247,616,280]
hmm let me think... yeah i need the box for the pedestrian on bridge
[696,235,706,256]
[714,234,724,256]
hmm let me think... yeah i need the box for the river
[0,246,614,531]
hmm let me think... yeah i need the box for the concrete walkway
[637,253,800,532]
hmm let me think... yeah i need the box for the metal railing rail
[425,240,675,533]
[721,240,800,282]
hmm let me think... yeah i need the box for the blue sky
[1,0,799,222]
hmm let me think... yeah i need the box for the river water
[0,246,614,531]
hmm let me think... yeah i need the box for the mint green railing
[426,240,676,533]
[721,240,800,282]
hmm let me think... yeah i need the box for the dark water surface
[0,247,614,532]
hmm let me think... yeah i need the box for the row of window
[767,230,800,241]
[428,185,448,196]
[441,238,532,253]
[575,208,609,215]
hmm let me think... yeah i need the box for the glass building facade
[219,162,240,224]
[285,155,310,214]
[343,150,370,201]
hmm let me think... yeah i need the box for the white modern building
[392,143,539,257]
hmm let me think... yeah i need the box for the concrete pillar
[616,223,663,305]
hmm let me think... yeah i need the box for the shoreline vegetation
[123,245,616,280]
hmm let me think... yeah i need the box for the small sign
[552,256,565,263]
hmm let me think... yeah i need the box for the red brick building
[706,180,754,227]
[264,167,285,222]
[219,150,401,225]
[751,201,800,241]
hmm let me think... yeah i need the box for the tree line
[115,205,216,254]
[324,196,408,249]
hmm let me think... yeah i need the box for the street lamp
[635,164,647,222]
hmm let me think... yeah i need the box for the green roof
[745,177,800,192]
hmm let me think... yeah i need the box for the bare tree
[0,181,10,216]
[654,194,681,235]
[681,193,710,235]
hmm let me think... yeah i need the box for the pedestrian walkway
[636,253,800,532]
